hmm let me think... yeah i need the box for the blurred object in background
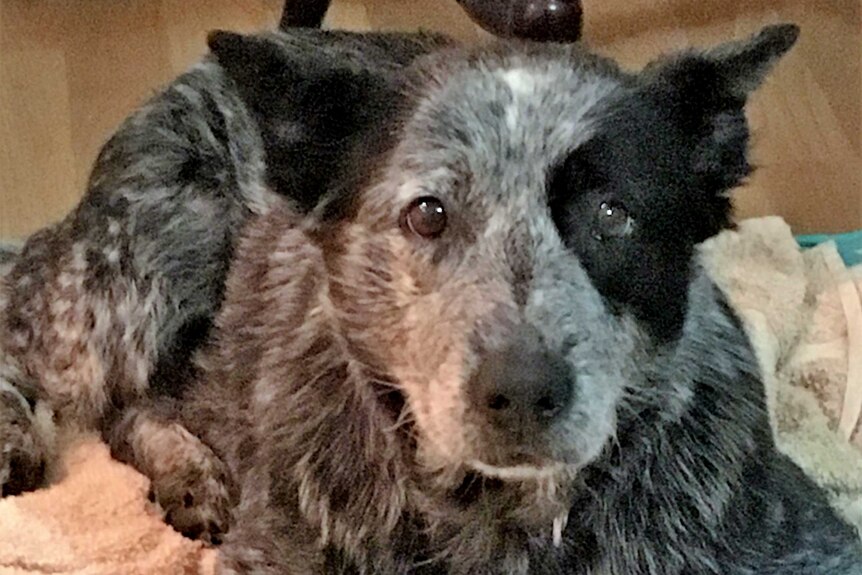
[281,0,331,27]
[283,0,583,41]
[450,0,583,41]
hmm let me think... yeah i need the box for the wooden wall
[0,0,858,239]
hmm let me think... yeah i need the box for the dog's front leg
[105,401,236,544]
[0,378,46,495]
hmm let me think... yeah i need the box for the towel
[0,430,217,575]
[702,217,862,532]
[0,216,860,573]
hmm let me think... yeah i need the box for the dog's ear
[207,31,396,212]
[649,24,799,104]
[641,24,799,235]
[207,30,302,104]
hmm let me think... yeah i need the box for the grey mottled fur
[169,25,859,574]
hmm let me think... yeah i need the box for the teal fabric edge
[796,229,862,267]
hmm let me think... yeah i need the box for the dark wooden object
[280,0,584,42]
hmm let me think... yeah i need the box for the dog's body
[1,20,859,574]
[0,29,446,526]
[173,26,861,574]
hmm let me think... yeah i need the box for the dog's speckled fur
[2,20,860,574]
[0,28,447,539]
[170,25,860,574]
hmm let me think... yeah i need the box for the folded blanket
[0,430,216,575]
[702,217,862,532]
[0,217,860,573]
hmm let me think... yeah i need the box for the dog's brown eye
[402,196,447,238]
[594,201,633,241]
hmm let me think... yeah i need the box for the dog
[2,18,860,574]
[0,28,448,529]
[154,23,860,574]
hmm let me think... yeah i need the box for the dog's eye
[594,201,633,241]
[402,196,447,238]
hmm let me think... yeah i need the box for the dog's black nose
[470,325,574,432]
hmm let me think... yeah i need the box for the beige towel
[0,430,216,575]
[703,217,862,533]
[0,216,860,573]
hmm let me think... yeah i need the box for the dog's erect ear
[641,24,799,236]
[206,31,398,212]
[207,31,297,101]
[650,24,799,103]
[711,23,800,96]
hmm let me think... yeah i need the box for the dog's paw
[0,387,45,496]
[150,442,235,545]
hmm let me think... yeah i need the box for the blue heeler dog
[180,24,859,574]
[1,19,860,575]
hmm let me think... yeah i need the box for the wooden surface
[0,0,859,239]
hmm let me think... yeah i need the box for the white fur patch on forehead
[494,63,619,156]
[500,67,541,131]
[500,68,538,96]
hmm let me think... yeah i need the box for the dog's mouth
[464,443,577,482]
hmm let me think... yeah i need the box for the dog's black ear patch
[649,24,799,106]
[642,24,799,232]
[207,31,398,212]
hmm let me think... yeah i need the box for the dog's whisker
[384,407,416,434]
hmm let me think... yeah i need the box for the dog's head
[302,25,799,487]
[207,25,800,566]
[215,26,798,540]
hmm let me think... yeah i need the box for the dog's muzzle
[468,324,574,436]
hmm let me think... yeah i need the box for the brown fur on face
[185,203,579,574]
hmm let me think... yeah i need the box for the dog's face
[316,25,799,485]
[326,45,630,480]
[215,26,798,487]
